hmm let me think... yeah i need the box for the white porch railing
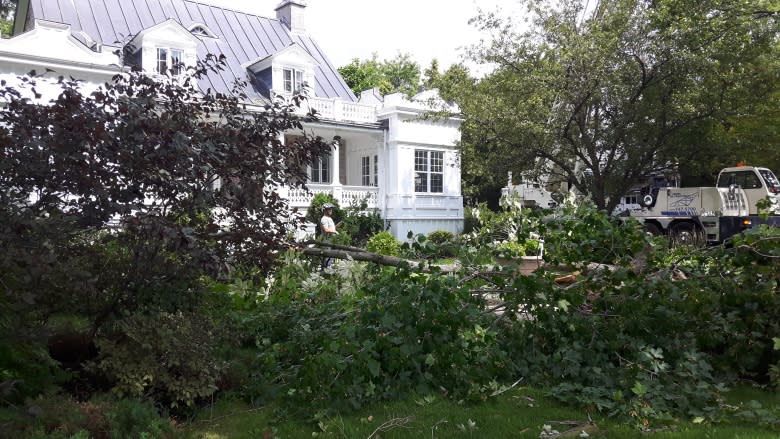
[341,185,379,207]
[287,184,378,210]
[305,97,378,124]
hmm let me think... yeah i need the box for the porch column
[330,139,342,203]
[277,133,290,200]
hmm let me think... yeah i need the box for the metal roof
[25,0,357,103]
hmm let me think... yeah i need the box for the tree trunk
[297,240,461,273]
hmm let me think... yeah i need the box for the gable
[245,43,319,74]
[0,19,119,74]
[129,19,200,52]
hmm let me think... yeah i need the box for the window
[189,25,216,38]
[718,171,762,189]
[623,194,639,205]
[157,48,183,75]
[759,169,780,193]
[283,68,304,93]
[361,156,371,186]
[310,155,330,183]
[414,150,444,193]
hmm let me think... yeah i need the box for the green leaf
[367,359,381,377]
[631,381,647,397]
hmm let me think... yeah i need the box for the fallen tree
[296,240,462,273]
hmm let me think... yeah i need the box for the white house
[0,0,463,239]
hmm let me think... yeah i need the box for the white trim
[243,43,319,74]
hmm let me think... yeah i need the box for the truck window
[717,171,762,189]
[759,169,780,193]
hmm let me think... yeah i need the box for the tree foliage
[451,0,780,210]
[0,0,17,36]
[338,53,421,97]
[0,55,330,405]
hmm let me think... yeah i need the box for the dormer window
[157,48,183,75]
[283,68,303,93]
[130,20,199,76]
[244,43,319,98]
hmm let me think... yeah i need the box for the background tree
[0,0,17,36]
[450,0,780,211]
[422,59,441,90]
[338,52,421,97]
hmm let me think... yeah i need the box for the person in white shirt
[320,203,338,268]
[320,203,338,236]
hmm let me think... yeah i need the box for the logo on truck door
[669,192,698,207]
[661,191,700,216]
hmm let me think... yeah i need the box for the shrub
[340,208,384,247]
[248,265,513,415]
[541,202,647,265]
[366,231,400,256]
[427,229,455,245]
[463,206,484,234]
[104,398,174,439]
[494,241,525,259]
[0,393,109,439]
[91,311,224,410]
[524,238,541,256]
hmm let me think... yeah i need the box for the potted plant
[493,238,544,275]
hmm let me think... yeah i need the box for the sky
[202,0,525,70]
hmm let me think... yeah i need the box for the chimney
[275,0,307,33]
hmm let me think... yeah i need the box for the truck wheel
[670,222,703,247]
[644,222,662,236]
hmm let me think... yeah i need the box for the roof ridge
[182,0,282,24]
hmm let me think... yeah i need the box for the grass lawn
[184,386,779,438]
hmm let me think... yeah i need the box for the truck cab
[716,166,780,215]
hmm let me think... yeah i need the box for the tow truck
[628,185,752,245]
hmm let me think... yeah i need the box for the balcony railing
[287,184,378,210]
[304,97,378,124]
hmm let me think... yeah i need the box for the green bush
[246,266,512,415]
[0,393,108,439]
[366,231,400,256]
[541,202,647,265]
[494,241,526,259]
[524,238,541,256]
[487,224,780,427]
[340,208,384,247]
[305,193,342,236]
[92,311,224,409]
[104,398,174,439]
[427,229,455,245]
[306,194,384,247]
